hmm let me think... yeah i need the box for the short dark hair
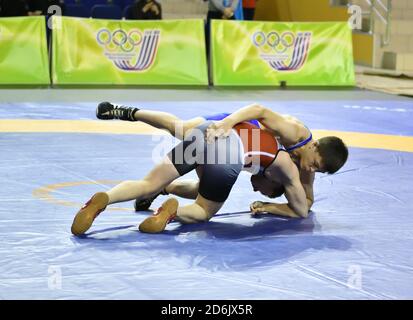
[271,185,285,198]
[317,136,348,174]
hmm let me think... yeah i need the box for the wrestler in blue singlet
[203,112,312,152]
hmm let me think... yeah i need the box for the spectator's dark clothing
[0,0,29,17]
[243,7,254,20]
[205,1,236,58]
[27,0,64,15]
[242,0,256,20]
[205,10,235,52]
[130,0,162,20]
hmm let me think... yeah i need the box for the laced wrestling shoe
[96,101,139,121]
[71,192,109,236]
[138,198,178,234]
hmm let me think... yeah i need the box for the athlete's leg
[73,122,212,234]
[164,179,200,200]
[175,193,223,224]
[133,110,204,140]
[71,156,181,235]
[173,132,243,224]
[134,166,203,211]
[138,128,243,233]
[96,101,204,140]
[138,194,223,233]
[164,166,202,199]
[106,157,181,204]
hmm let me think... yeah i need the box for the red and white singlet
[233,122,280,171]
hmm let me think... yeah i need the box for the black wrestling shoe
[134,189,168,211]
[134,195,158,211]
[96,102,139,121]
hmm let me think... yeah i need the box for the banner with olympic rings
[0,17,50,85]
[52,17,208,85]
[211,20,355,86]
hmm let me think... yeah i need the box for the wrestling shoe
[134,195,158,211]
[138,198,178,234]
[133,189,168,211]
[71,192,109,236]
[96,101,139,121]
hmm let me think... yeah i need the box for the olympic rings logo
[97,28,143,53]
[252,31,296,54]
[96,28,161,72]
[253,31,312,72]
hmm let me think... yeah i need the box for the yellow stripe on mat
[0,119,168,135]
[1,119,413,153]
[313,130,413,153]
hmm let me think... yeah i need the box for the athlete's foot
[138,198,178,234]
[71,192,109,236]
[96,101,139,121]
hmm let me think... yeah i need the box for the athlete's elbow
[250,103,266,116]
[307,198,314,209]
[295,206,309,219]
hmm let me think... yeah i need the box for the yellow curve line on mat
[32,180,133,211]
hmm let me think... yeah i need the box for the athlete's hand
[250,201,268,216]
[206,121,233,144]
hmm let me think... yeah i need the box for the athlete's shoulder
[282,114,303,125]
[265,151,298,183]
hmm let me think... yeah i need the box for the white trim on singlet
[276,138,286,151]
[244,151,277,158]
[232,129,282,168]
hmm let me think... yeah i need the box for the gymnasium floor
[0,88,412,299]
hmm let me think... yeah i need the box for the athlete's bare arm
[300,170,315,209]
[206,103,308,145]
[250,152,309,219]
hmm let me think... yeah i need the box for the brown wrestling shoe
[71,192,109,236]
[138,198,178,234]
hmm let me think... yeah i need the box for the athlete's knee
[198,205,219,222]
[194,211,212,222]
[176,204,214,224]
[163,183,174,194]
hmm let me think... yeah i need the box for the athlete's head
[251,174,285,198]
[300,136,348,174]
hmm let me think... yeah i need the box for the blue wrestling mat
[0,89,412,299]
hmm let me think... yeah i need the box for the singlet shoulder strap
[285,129,312,152]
